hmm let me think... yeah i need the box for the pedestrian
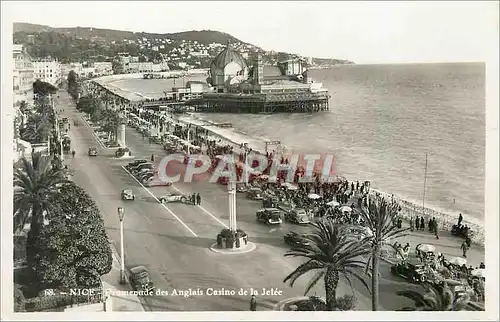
[420,217,425,231]
[151,154,155,162]
[410,217,414,231]
[415,216,420,230]
[461,240,468,258]
[428,218,433,232]
[458,213,463,226]
[250,295,257,311]
[196,193,201,205]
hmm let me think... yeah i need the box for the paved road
[58,90,415,311]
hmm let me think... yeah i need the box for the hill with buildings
[13,22,354,69]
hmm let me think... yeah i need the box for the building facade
[201,45,329,113]
[13,44,34,105]
[93,62,113,76]
[33,59,62,87]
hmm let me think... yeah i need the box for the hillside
[13,22,354,67]
[14,22,250,46]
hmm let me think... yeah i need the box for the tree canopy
[32,181,112,289]
[67,70,79,100]
[33,79,57,97]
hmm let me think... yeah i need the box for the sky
[2,1,498,64]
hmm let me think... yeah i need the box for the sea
[106,63,485,224]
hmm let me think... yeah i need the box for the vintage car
[277,200,295,213]
[129,266,154,292]
[284,208,310,224]
[88,146,98,156]
[284,231,311,247]
[130,163,153,173]
[262,196,279,208]
[247,187,264,200]
[236,183,248,193]
[256,208,282,225]
[391,260,428,283]
[138,172,154,182]
[121,189,135,201]
[135,167,155,176]
[159,193,190,204]
[127,159,149,169]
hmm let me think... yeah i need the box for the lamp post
[117,206,125,284]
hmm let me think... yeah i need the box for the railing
[369,189,484,246]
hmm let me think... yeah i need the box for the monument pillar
[228,182,237,231]
[116,112,127,148]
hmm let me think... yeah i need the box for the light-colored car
[285,208,310,224]
[159,193,187,203]
[121,189,135,201]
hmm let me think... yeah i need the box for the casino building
[191,43,330,113]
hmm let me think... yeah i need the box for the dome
[210,45,248,75]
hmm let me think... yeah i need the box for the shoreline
[86,76,485,246]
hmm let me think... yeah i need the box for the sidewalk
[383,228,485,268]
[100,241,145,312]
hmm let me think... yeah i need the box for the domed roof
[210,44,248,72]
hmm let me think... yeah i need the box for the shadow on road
[166,236,215,249]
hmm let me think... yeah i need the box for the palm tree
[13,152,67,264]
[20,114,51,144]
[101,110,119,142]
[283,220,371,311]
[397,281,470,311]
[356,194,409,311]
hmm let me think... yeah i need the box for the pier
[191,91,330,113]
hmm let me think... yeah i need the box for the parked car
[284,231,311,247]
[135,168,154,176]
[159,193,189,204]
[236,183,248,193]
[130,163,153,173]
[127,159,149,168]
[121,189,135,201]
[129,266,154,292]
[391,260,427,283]
[247,187,264,200]
[256,208,282,225]
[262,196,279,208]
[88,146,98,156]
[285,208,310,224]
[138,173,154,183]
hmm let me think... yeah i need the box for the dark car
[88,146,98,156]
[247,187,264,200]
[126,159,149,168]
[256,208,282,225]
[131,163,153,173]
[391,261,427,283]
[284,231,311,248]
[129,266,154,292]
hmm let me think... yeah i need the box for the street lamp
[117,206,126,284]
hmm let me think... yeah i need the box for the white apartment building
[93,62,113,76]
[126,62,169,73]
[33,59,62,87]
[13,44,35,105]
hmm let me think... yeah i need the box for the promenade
[58,89,484,311]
